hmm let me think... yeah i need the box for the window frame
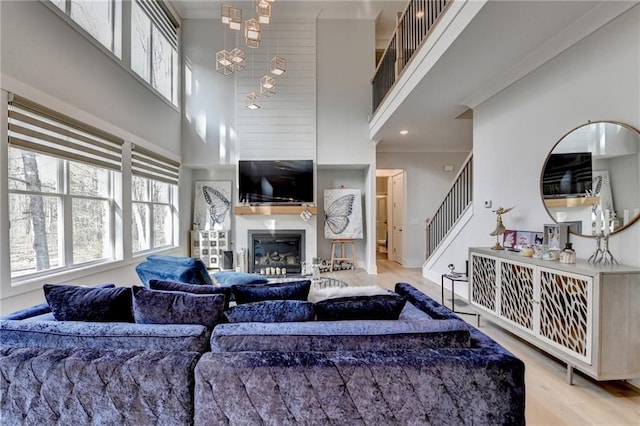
[131,175,179,255]
[7,148,120,282]
[42,0,180,110]
[130,0,179,106]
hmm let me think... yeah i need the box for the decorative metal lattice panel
[471,255,496,311]
[539,270,589,357]
[500,262,534,330]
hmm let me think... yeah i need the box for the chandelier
[217,0,286,108]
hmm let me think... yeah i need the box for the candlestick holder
[598,234,618,265]
[588,232,618,265]
[587,233,603,264]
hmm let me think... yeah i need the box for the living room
[1,0,640,423]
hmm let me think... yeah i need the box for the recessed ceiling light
[400,130,409,135]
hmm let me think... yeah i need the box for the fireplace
[248,230,305,275]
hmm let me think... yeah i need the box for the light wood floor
[324,259,640,426]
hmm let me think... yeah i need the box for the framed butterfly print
[323,189,363,240]
[194,181,232,231]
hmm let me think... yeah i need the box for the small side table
[441,273,480,327]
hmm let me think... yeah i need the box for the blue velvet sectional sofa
[0,282,525,425]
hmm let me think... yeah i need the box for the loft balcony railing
[426,153,473,260]
[372,0,451,113]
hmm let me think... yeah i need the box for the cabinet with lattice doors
[469,247,640,383]
[190,230,229,269]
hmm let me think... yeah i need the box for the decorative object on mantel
[299,204,313,222]
[193,181,232,231]
[489,206,514,250]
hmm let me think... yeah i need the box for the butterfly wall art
[323,189,363,239]
[193,181,232,231]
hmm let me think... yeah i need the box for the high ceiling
[169,1,637,153]
[169,0,406,46]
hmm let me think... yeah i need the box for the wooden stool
[330,239,357,272]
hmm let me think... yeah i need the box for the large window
[131,145,180,254]
[48,0,178,106]
[52,0,122,58]
[131,0,179,105]
[7,95,123,279]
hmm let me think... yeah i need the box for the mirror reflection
[541,121,640,236]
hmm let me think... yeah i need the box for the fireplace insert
[248,230,305,276]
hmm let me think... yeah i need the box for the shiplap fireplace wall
[234,19,319,271]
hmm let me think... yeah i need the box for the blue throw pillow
[149,279,232,309]
[132,286,225,328]
[314,294,407,321]
[224,300,315,323]
[231,280,311,304]
[213,271,268,286]
[43,284,133,322]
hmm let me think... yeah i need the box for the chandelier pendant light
[257,0,271,24]
[245,18,261,48]
[230,48,246,71]
[260,75,276,97]
[221,4,232,24]
[228,6,242,30]
[216,50,234,75]
[246,92,261,109]
[270,55,286,76]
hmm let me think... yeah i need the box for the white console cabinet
[469,247,640,383]
[191,230,229,269]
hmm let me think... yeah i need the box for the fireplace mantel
[235,205,317,216]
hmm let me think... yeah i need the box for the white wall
[0,1,183,313]
[431,5,640,280]
[377,152,469,267]
[316,19,375,166]
[316,19,377,272]
[181,20,238,167]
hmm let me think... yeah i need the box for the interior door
[392,172,404,264]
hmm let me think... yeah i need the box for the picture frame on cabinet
[503,230,517,249]
[515,231,532,248]
[544,223,569,249]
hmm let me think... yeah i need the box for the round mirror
[541,121,640,236]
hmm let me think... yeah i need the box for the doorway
[376,169,405,265]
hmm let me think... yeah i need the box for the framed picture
[532,232,544,246]
[515,231,532,249]
[323,189,363,239]
[194,181,232,231]
[544,223,569,249]
[503,230,517,249]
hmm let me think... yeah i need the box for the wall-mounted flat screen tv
[542,152,593,198]
[239,160,314,204]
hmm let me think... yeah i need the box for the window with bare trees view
[6,94,180,283]
[8,148,116,278]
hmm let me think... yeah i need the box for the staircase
[425,153,473,261]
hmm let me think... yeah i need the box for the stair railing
[372,0,452,113]
[426,152,473,259]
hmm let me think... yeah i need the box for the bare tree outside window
[8,147,115,278]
